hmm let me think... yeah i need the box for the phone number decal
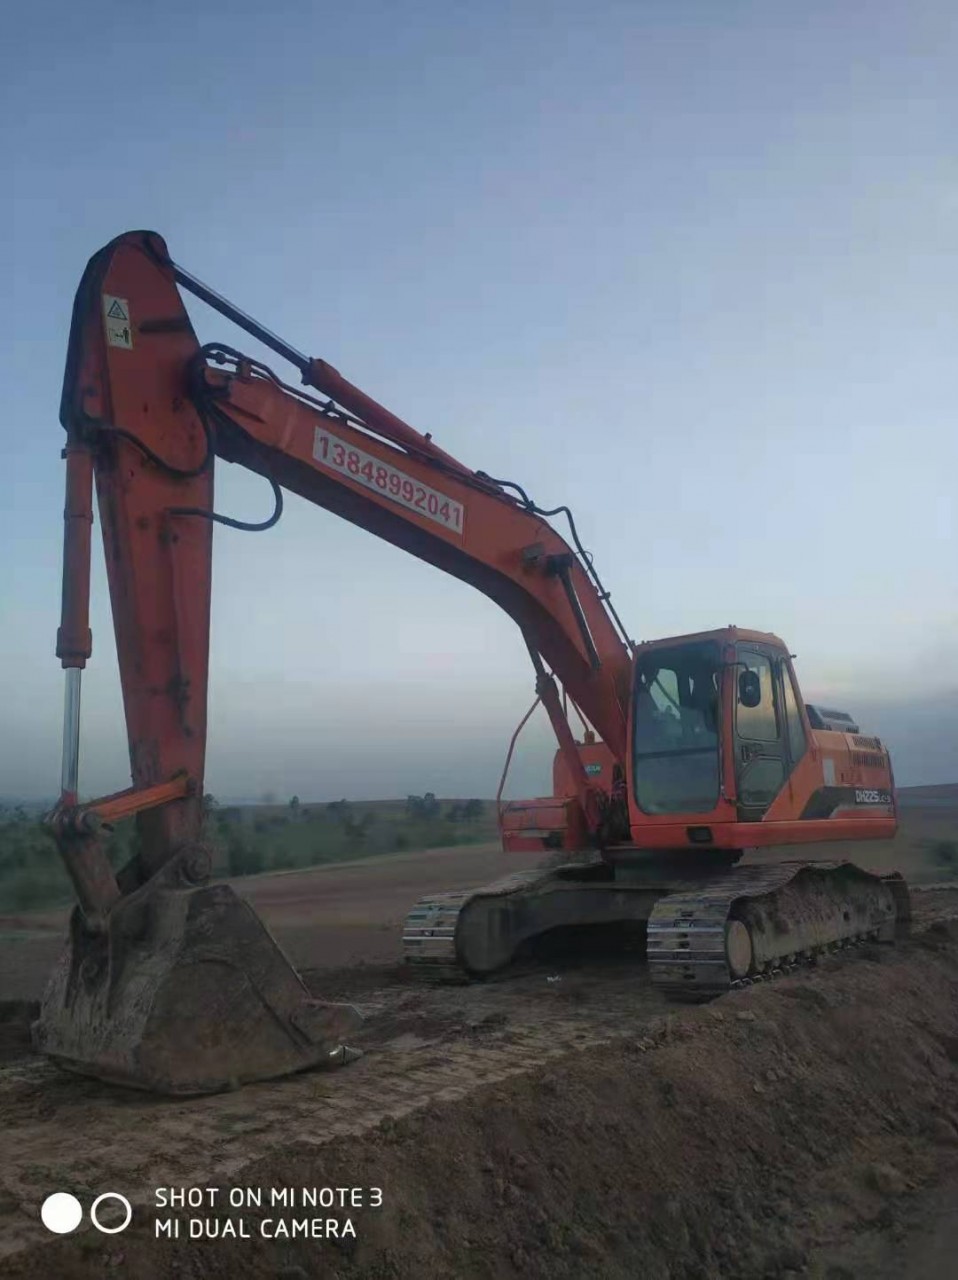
[313,429,464,536]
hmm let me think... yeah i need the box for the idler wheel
[725,919,753,979]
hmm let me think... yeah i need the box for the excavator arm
[56,231,636,885]
[41,230,636,1093]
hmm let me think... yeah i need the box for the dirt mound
[3,918,958,1279]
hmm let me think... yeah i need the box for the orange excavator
[38,230,909,1095]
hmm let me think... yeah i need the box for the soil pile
[3,918,958,1279]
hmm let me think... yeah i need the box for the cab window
[782,665,807,764]
[633,642,720,814]
[736,653,779,742]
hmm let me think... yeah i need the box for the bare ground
[1,810,951,1003]
[2,835,958,1277]
[0,841,533,1002]
[0,891,956,1274]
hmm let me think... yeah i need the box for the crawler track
[402,870,561,980]
[647,863,910,997]
[402,861,911,996]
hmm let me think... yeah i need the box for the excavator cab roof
[634,626,788,654]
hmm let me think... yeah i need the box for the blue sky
[2,0,956,800]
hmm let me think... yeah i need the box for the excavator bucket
[33,881,362,1095]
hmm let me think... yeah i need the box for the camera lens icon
[41,1191,132,1235]
[91,1193,133,1234]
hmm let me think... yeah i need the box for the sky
[1,0,956,803]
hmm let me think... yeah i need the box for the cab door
[733,645,787,821]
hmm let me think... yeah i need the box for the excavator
[37,230,909,1096]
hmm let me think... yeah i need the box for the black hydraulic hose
[167,477,284,531]
[94,350,285,533]
[94,418,213,479]
[475,473,634,651]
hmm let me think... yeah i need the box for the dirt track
[2,848,958,1277]
[0,841,534,1002]
[1,827,944,1002]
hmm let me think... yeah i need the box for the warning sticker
[103,294,133,349]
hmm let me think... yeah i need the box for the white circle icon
[90,1192,133,1235]
[40,1192,83,1234]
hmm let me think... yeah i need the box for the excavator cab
[503,627,896,863]
[626,628,896,849]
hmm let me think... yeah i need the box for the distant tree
[462,799,484,820]
[202,793,218,816]
[327,799,351,820]
[407,793,440,819]
[289,795,300,818]
[421,792,440,819]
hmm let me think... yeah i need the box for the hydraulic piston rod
[60,667,82,800]
[50,439,120,928]
[55,441,94,802]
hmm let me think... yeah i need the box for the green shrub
[1,865,73,911]
[931,840,958,871]
[227,835,263,878]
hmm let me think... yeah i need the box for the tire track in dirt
[0,958,672,1260]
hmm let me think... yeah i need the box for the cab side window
[782,666,807,765]
[736,654,779,741]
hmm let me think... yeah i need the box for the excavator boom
[41,231,635,1092]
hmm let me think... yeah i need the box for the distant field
[0,785,954,916]
[0,794,497,914]
[898,783,958,801]
[751,801,958,883]
[0,786,956,1004]
[204,794,497,877]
